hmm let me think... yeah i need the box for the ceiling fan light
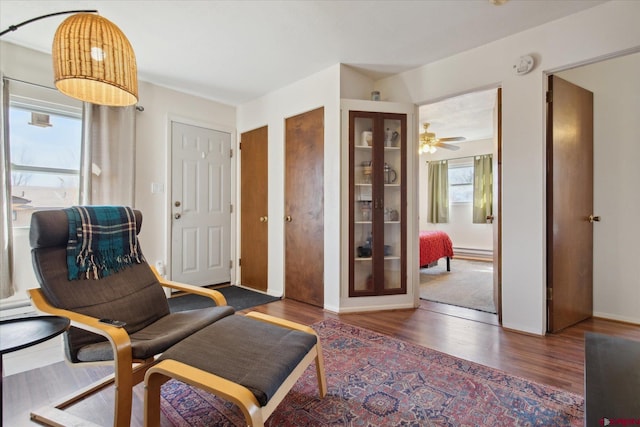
[52,13,138,106]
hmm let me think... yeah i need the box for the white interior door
[171,121,231,286]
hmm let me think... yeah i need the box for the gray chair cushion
[77,306,235,362]
[159,315,317,406]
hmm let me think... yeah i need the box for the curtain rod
[2,76,57,91]
[425,153,492,163]
[3,76,144,111]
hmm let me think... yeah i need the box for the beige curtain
[427,160,449,223]
[80,104,136,206]
[473,154,493,223]
[1,77,15,298]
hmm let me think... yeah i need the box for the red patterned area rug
[160,318,583,426]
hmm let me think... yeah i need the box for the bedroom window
[448,165,473,204]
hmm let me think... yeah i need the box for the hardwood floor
[3,298,640,426]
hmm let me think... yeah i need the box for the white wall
[236,64,343,311]
[376,0,640,333]
[558,53,640,325]
[419,139,494,253]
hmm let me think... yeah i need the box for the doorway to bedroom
[417,88,501,322]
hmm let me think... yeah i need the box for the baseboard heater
[453,247,493,261]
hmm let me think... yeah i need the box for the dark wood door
[547,75,594,332]
[240,126,268,291]
[284,107,324,307]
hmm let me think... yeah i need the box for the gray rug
[420,259,496,313]
[168,286,280,312]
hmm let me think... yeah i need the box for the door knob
[174,213,181,219]
[588,215,601,223]
[486,215,494,224]
[259,216,268,222]
[285,215,292,222]
[174,201,181,207]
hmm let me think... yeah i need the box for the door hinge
[229,260,233,269]
[239,142,242,150]
[238,258,241,267]
[230,148,233,158]
[230,204,233,213]
[546,90,553,103]
[547,287,553,301]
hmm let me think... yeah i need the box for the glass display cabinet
[348,110,407,297]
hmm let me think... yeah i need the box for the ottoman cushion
[159,315,317,406]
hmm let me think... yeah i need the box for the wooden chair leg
[314,344,328,398]
[144,370,169,427]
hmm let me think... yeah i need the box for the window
[448,165,473,203]
[9,93,83,227]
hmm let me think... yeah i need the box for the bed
[420,230,454,271]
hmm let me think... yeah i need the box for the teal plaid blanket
[65,206,144,280]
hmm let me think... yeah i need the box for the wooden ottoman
[144,311,326,427]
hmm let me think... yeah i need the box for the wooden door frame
[166,115,237,285]
[493,88,503,324]
[417,88,502,321]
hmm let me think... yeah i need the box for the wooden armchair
[28,208,234,426]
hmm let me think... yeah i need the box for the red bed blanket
[420,230,454,267]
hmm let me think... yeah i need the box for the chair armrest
[150,266,227,306]
[244,311,316,336]
[28,288,133,359]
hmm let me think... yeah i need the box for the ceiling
[419,88,498,143]
[0,0,606,108]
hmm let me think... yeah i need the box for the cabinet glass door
[349,110,406,297]
[382,117,402,291]
[352,115,374,293]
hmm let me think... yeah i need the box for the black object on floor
[585,332,640,427]
[168,286,280,312]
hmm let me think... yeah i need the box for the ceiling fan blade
[434,141,461,151]
[439,136,466,142]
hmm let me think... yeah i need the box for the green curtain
[427,160,449,223]
[473,154,493,224]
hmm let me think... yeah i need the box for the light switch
[151,182,164,194]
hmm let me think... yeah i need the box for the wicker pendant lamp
[52,13,138,106]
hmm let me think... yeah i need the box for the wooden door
[284,107,324,307]
[547,75,594,332]
[171,122,231,286]
[240,126,268,291]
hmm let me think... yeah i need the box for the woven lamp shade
[52,13,138,106]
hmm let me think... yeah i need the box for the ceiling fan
[418,122,465,154]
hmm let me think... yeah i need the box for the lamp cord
[0,10,98,37]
